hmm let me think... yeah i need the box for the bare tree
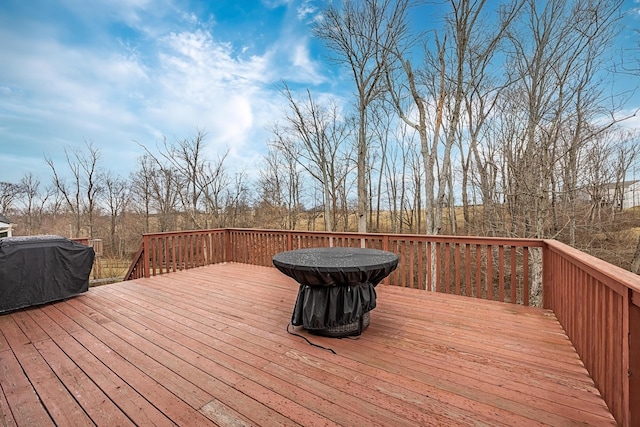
[16,173,55,236]
[81,143,101,238]
[199,152,230,228]
[0,181,22,215]
[578,129,638,224]
[383,0,520,237]
[582,133,616,224]
[137,131,232,229]
[222,171,251,227]
[141,130,207,229]
[504,0,623,239]
[457,0,524,236]
[632,235,640,275]
[17,174,38,235]
[368,102,394,232]
[257,148,302,229]
[102,172,129,256]
[271,85,352,232]
[131,151,182,232]
[45,140,102,237]
[130,154,155,233]
[383,27,438,235]
[610,131,639,213]
[436,0,522,236]
[314,0,410,233]
[499,0,624,303]
[382,127,402,233]
[150,164,182,232]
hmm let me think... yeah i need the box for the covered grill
[0,235,94,313]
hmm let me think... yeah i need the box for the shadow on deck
[0,263,615,426]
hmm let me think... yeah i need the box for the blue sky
[0,0,334,184]
[1,0,639,186]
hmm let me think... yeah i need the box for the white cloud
[147,29,274,150]
[0,0,336,184]
[297,0,319,21]
[262,0,292,9]
[616,108,640,130]
[292,41,317,74]
[58,0,167,29]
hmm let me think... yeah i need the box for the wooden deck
[0,263,616,426]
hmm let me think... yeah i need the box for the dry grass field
[89,257,130,285]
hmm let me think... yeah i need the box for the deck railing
[125,228,640,426]
[125,229,227,280]
[543,239,640,427]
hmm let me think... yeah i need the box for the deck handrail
[543,239,640,427]
[125,227,640,426]
[125,229,228,279]
[124,244,145,280]
[127,228,543,304]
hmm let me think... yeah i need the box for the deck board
[0,263,617,426]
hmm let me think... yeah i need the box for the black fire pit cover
[273,247,399,330]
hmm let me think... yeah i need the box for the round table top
[272,247,398,274]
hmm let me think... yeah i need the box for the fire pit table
[272,247,399,337]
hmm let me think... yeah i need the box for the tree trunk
[631,235,640,275]
[357,108,368,234]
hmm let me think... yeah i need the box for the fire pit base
[309,311,370,338]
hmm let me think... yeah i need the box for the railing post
[629,289,640,427]
[381,234,391,285]
[542,241,553,310]
[143,234,150,278]
[225,229,231,262]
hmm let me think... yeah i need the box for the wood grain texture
[0,263,616,426]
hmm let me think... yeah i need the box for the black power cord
[286,323,337,354]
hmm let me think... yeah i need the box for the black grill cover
[0,235,94,313]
